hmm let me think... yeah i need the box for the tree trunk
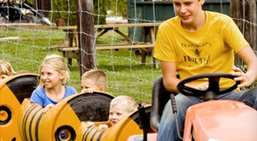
[33,0,51,17]
[77,0,96,76]
[230,0,256,65]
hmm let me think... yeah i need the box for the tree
[32,0,128,25]
[110,0,128,18]
[50,0,108,26]
[230,0,256,65]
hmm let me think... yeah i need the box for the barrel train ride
[18,92,155,141]
[0,73,155,141]
[2,72,256,141]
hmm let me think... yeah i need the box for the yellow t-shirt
[154,11,249,88]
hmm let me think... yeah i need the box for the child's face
[109,104,130,126]
[40,65,64,89]
[81,79,100,92]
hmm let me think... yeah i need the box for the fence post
[230,0,256,65]
[77,0,96,76]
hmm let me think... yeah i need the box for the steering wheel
[177,73,240,96]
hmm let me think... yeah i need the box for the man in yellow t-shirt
[154,0,257,140]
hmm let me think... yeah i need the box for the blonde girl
[30,54,77,109]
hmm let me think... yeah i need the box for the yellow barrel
[18,91,114,141]
[77,105,154,141]
[0,73,40,141]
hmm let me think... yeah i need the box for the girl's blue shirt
[30,85,77,108]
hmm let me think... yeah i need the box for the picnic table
[57,22,161,67]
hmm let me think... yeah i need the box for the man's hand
[232,65,252,88]
[185,82,209,90]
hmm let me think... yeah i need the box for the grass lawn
[0,26,162,102]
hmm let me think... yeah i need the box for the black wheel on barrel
[0,106,12,125]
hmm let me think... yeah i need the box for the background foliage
[0,27,159,102]
[46,0,128,26]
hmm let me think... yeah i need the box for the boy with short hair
[108,95,138,126]
[81,69,107,93]
[86,95,138,130]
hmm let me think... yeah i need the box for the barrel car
[0,73,40,141]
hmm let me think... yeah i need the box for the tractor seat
[150,76,176,132]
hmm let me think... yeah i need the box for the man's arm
[233,45,257,88]
[161,61,211,92]
[161,61,180,93]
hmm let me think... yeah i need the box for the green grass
[0,27,162,102]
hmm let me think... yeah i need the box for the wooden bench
[58,23,161,67]
[0,23,57,30]
[58,43,155,67]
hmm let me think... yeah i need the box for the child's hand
[82,88,96,93]
[82,122,108,131]
[81,121,95,131]
[43,104,54,113]
[98,124,108,131]
[86,121,95,128]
